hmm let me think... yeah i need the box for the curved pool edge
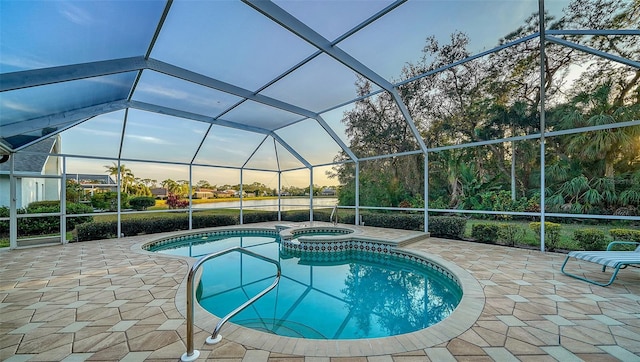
[133,224,485,357]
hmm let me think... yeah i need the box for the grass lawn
[464,218,637,251]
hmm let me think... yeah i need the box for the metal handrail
[181,247,281,362]
[330,204,338,225]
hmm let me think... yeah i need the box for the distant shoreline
[153,195,337,208]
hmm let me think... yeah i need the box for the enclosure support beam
[188,165,193,231]
[240,170,244,225]
[1,100,128,139]
[539,0,547,252]
[546,36,640,69]
[0,56,147,92]
[355,161,360,226]
[315,115,358,161]
[117,159,122,239]
[424,154,429,233]
[243,0,394,91]
[9,155,17,249]
[309,167,314,222]
[278,171,282,221]
[61,157,67,244]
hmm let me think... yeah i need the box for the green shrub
[609,228,640,242]
[129,197,156,211]
[242,211,278,224]
[361,213,422,230]
[192,214,237,229]
[429,216,466,239]
[471,224,500,242]
[312,210,333,223]
[28,200,60,208]
[282,210,314,222]
[529,222,561,251]
[91,192,129,211]
[65,203,94,229]
[76,221,119,241]
[573,228,607,250]
[608,229,640,250]
[463,191,530,220]
[497,224,525,247]
[75,213,239,241]
[0,202,94,237]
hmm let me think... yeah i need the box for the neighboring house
[151,187,169,199]
[65,173,118,197]
[0,137,61,208]
[215,189,236,198]
[193,188,215,199]
[321,187,337,196]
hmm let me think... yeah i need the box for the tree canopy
[331,0,639,216]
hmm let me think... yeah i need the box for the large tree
[104,162,134,194]
[332,0,639,214]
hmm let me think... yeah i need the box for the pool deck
[1,222,639,361]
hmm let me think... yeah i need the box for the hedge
[573,228,607,250]
[129,196,156,211]
[609,228,640,242]
[471,223,500,243]
[428,216,467,239]
[76,214,238,241]
[0,202,93,237]
[529,222,561,251]
[497,224,525,247]
[72,211,468,242]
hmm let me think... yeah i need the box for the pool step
[235,318,327,339]
[397,232,430,247]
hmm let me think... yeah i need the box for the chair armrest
[606,241,640,251]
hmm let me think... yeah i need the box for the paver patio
[1,223,638,361]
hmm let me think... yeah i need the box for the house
[193,188,215,199]
[65,173,118,197]
[321,187,337,196]
[216,189,237,198]
[0,137,61,208]
[151,187,169,200]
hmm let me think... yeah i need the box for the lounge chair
[561,241,640,287]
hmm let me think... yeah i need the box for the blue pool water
[152,233,462,339]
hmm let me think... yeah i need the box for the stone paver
[1,222,638,361]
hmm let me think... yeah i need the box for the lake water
[191,197,338,211]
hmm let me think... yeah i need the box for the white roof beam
[1,57,323,122]
[546,29,640,36]
[128,100,273,135]
[243,0,395,92]
[398,33,539,87]
[1,100,128,137]
[146,58,319,118]
[314,116,358,161]
[242,135,270,169]
[269,132,311,168]
[0,57,146,92]
[243,0,428,154]
[546,35,640,69]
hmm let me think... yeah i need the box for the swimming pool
[147,227,462,339]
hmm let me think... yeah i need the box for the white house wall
[0,175,9,208]
[43,155,61,202]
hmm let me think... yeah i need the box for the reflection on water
[186,236,461,340]
[191,197,338,211]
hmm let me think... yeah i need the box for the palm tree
[104,162,134,194]
[555,84,640,179]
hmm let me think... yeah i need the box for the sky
[1,0,575,188]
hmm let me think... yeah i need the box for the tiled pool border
[138,224,485,357]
